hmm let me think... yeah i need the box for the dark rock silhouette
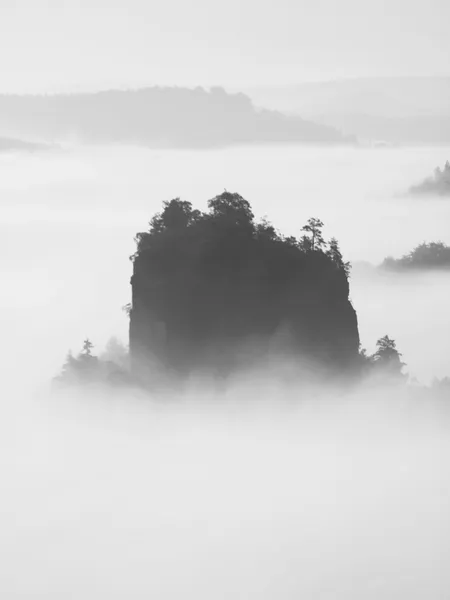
[381,241,450,271]
[129,192,360,384]
[0,87,353,149]
[409,160,450,196]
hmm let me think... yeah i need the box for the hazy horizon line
[2,74,450,97]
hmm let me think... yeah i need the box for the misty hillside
[409,160,450,196]
[244,77,450,145]
[0,87,351,149]
[317,114,450,146]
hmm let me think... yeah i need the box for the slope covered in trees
[0,87,353,149]
[129,192,360,383]
[54,338,132,388]
[409,161,450,196]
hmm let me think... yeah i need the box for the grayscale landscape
[245,77,450,145]
[1,0,450,598]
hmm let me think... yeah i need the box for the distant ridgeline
[0,136,50,153]
[381,241,450,271]
[409,160,450,196]
[128,192,360,384]
[0,87,353,148]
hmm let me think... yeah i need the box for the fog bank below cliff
[2,383,450,599]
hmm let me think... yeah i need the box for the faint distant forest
[381,241,450,271]
[0,86,353,149]
[409,160,450,196]
[246,78,450,145]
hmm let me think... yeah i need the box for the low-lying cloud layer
[2,382,450,599]
[2,143,450,598]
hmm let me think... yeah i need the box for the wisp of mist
[1,144,450,598]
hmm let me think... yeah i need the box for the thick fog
[2,144,450,598]
[3,383,450,599]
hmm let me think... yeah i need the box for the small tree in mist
[82,338,94,356]
[371,335,406,380]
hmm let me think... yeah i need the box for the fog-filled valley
[3,383,450,599]
[2,0,450,593]
[2,144,450,383]
[2,142,450,598]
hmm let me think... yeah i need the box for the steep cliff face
[129,193,360,384]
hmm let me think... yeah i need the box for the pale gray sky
[0,0,449,92]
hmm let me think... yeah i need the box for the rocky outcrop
[129,193,360,384]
